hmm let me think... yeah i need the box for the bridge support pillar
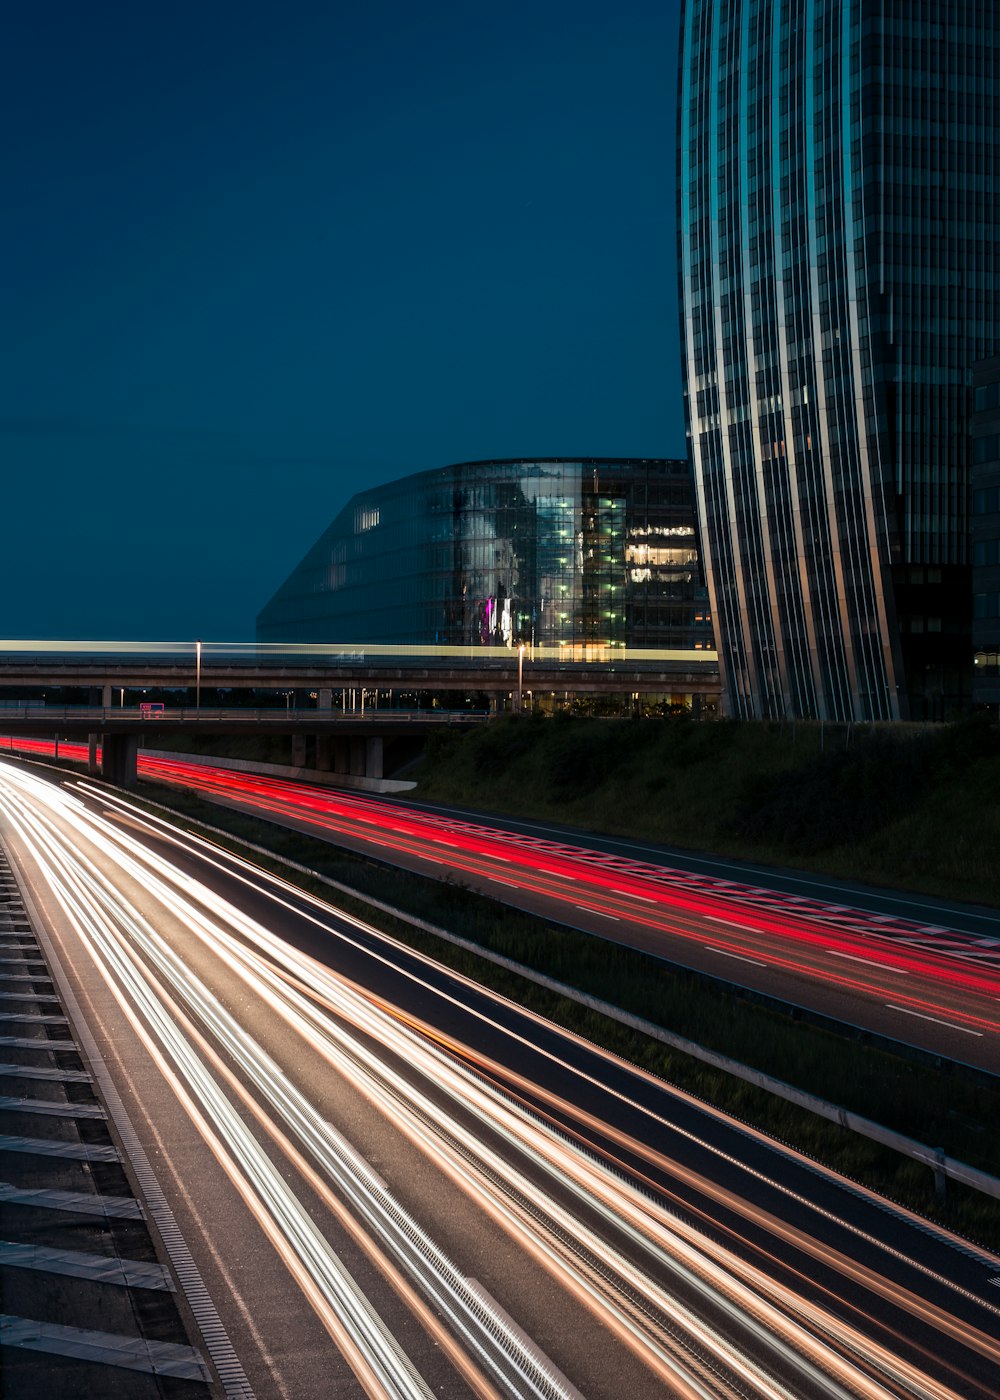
[88,735,100,776]
[349,739,365,776]
[102,684,112,708]
[101,732,138,789]
[365,736,383,780]
[315,690,333,771]
[333,739,350,774]
[291,733,307,768]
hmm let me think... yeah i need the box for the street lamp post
[195,639,202,712]
[516,642,525,713]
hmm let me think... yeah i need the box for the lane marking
[466,1278,586,1400]
[0,1095,106,1119]
[576,906,620,922]
[0,1315,209,1381]
[0,1240,174,1291]
[703,946,768,968]
[0,1036,78,1050]
[0,1013,70,1025]
[0,1062,92,1083]
[884,1005,983,1037]
[829,952,907,975]
[12,850,257,1400]
[0,1183,143,1217]
[0,1133,119,1162]
[705,915,764,935]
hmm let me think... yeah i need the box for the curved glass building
[257,457,713,653]
[678,0,1000,720]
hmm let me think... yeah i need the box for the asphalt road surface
[1,758,999,1399]
[137,753,1000,1074]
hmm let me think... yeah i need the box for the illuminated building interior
[257,458,714,654]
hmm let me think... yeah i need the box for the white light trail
[77,783,1000,1330]
[1,764,996,1400]
[0,768,590,1399]
[0,781,437,1400]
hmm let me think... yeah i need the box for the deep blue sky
[2,1,683,640]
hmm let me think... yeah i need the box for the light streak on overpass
[0,637,721,703]
[0,637,718,663]
[1,761,999,1397]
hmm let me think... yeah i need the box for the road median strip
[117,785,1000,1217]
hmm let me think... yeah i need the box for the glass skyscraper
[972,354,1000,715]
[257,458,714,654]
[678,1,1000,720]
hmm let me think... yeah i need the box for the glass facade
[678,0,1000,720]
[972,355,1000,713]
[257,458,714,653]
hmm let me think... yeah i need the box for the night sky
[2,1,683,641]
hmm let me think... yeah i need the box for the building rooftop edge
[435,455,689,468]
[348,456,693,498]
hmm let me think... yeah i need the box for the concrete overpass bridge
[0,640,721,787]
[0,706,484,788]
[0,639,720,697]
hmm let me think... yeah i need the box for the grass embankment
[137,777,1000,1250]
[415,712,1000,907]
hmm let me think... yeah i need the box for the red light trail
[4,736,998,1057]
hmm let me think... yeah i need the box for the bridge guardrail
[0,639,719,664]
[0,706,489,724]
[128,797,1000,1206]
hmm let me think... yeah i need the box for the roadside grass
[415,714,1000,908]
[814,750,1000,896]
[133,777,1000,1251]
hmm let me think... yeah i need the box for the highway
[5,736,999,1071]
[1,758,1000,1398]
[124,749,1000,1075]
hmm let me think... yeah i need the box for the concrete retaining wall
[143,748,417,795]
